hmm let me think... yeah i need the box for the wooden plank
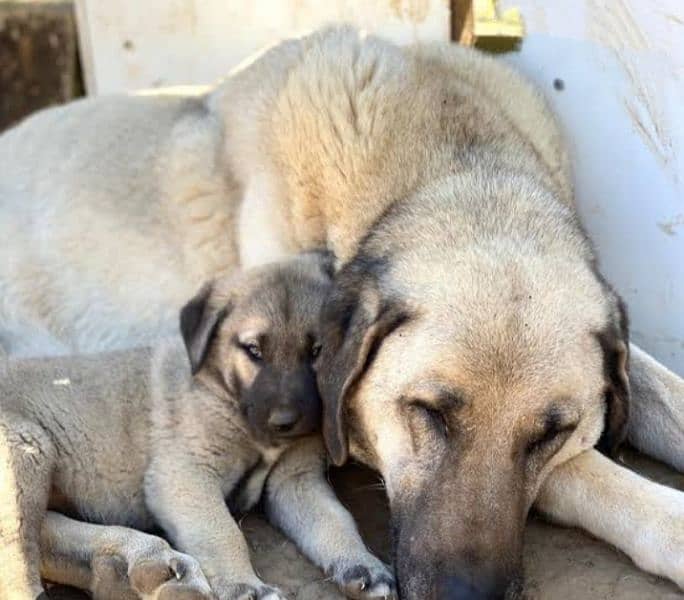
[75,0,450,94]
[0,1,81,131]
[451,0,474,44]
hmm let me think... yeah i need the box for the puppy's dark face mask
[238,348,322,445]
[179,252,333,446]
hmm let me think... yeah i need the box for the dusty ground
[48,448,683,599]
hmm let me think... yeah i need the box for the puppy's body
[0,345,216,600]
[2,349,157,530]
[0,256,395,600]
[0,346,274,532]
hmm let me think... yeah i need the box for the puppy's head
[179,251,333,445]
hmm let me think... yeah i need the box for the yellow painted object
[472,0,524,52]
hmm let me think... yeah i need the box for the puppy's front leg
[264,437,396,600]
[146,466,286,600]
[39,511,212,600]
[536,449,684,589]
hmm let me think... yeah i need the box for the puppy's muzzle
[267,406,302,434]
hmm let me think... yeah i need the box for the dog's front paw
[328,558,397,599]
[210,578,289,600]
[614,481,684,591]
[635,510,684,589]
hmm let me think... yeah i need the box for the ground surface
[48,448,684,599]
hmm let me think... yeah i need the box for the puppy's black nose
[267,406,300,434]
[435,575,510,600]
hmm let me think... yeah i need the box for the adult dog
[1,26,684,599]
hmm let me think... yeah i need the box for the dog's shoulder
[211,26,573,262]
[409,43,573,204]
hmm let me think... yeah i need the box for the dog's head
[317,178,629,599]
[180,251,333,445]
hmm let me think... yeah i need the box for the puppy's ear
[596,297,630,456]
[179,282,228,375]
[318,278,410,466]
[298,249,337,280]
[311,249,336,279]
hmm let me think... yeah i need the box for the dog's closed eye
[240,341,262,361]
[407,401,449,440]
[525,422,577,456]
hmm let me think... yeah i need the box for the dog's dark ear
[180,282,227,375]
[596,298,630,456]
[318,281,410,466]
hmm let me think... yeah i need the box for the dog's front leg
[264,437,397,600]
[146,466,287,600]
[628,344,684,472]
[536,448,684,589]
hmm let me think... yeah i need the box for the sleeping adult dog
[1,26,684,599]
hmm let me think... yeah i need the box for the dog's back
[212,26,572,264]
[0,92,238,356]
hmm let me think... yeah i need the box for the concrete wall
[0,1,81,131]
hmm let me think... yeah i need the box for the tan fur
[1,24,684,598]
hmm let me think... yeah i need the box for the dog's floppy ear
[318,280,410,466]
[179,282,228,375]
[596,297,630,456]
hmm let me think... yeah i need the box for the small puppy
[1,253,394,600]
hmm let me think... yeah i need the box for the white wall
[499,0,684,375]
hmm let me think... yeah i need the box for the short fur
[1,25,684,598]
[0,255,395,600]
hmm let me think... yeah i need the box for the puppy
[1,252,394,600]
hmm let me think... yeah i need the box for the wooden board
[0,1,81,131]
[75,0,450,94]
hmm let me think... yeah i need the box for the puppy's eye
[242,342,262,361]
[311,342,322,359]
[408,402,449,438]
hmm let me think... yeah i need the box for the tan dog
[0,253,395,600]
[1,25,684,599]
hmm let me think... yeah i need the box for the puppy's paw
[132,551,215,600]
[328,558,397,599]
[91,540,213,600]
[211,578,289,600]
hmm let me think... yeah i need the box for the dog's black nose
[267,406,300,434]
[435,575,510,600]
